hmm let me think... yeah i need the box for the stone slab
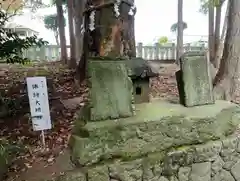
[177,54,214,107]
[70,100,240,166]
[88,59,134,121]
[190,162,211,181]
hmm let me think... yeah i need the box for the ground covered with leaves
[0,62,179,181]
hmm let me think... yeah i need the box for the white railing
[22,43,207,61]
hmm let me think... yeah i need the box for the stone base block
[70,100,240,166]
[59,136,240,181]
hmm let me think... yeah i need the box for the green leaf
[0,10,48,63]
[170,21,188,32]
[43,13,66,31]
[158,36,168,45]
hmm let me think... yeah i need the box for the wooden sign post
[26,76,52,148]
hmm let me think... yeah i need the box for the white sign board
[26,76,52,131]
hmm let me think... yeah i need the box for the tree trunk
[56,0,67,63]
[86,0,135,57]
[67,0,76,68]
[213,4,221,67]
[75,0,135,82]
[74,0,85,63]
[128,0,136,57]
[54,31,59,46]
[214,0,229,69]
[208,0,215,66]
[176,0,183,63]
[213,0,240,101]
[74,0,86,83]
[130,17,136,57]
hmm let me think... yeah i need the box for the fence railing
[22,43,207,61]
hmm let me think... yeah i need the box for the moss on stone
[88,59,133,121]
[56,170,87,181]
[70,100,240,166]
[66,135,240,181]
[178,54,214,107]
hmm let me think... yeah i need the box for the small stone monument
[127,58,158,104]
[88,57,134,121]
[176,51,215,107]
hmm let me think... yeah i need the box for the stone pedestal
[70,100,240,166]
[176,52,214,107]
[60,100,240,181]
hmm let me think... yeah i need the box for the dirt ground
[0,62,179,181]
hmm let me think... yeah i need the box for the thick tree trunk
[67,0,76,68]
[176,0,183,63]
[214,0,229,69]
[56,0,67,63]
[76,0,135,82]
[208,0,215,66]
[86,0,135,57]
[128,0,136,57]
[213,0,240,101]
[73,0,85,63]
[74,0,86,83]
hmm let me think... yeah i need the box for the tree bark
[213,4,221,67]
[128,0,136,57]
[208,0,215,66]
[74,0,86,83]
[54,31,59,46]
[56,0,67,63]
[213,0,240,101]
[67,0,77,68]
[73,0,85,63]
[176,0,183,63]
[86,0,135,58]
[214,0,229,69]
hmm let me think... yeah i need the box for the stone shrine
[127,57,158,104]
[56,1,240,181]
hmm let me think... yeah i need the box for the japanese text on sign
[26,77,52,131]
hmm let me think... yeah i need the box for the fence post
[200,43,205,52]
[149,47,153,60]
[185,43,191,52]
[39,46,46,61]
[144,46,148,59]
[154,43,160,60]
[137,42,143,58]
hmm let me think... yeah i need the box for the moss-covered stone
[88,166,109,181]
[59,135,240,180]
[56,170,86,181]
[88,59,133,121]
[176,53,214,107]
[66,135,240,180]
[70,100,240,166]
